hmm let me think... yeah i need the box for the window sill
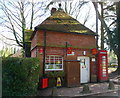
[45,69,63,71]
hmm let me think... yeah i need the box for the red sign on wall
[67,47,72,54]
[91,48,98,55]
[39,48,43,54]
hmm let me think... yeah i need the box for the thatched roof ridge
[31,8,97,39]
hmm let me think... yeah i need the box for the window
[45,55,63,71]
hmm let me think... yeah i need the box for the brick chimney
[51,8,56,15]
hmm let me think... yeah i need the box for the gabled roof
[31,8,97,39]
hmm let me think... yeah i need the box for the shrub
[2,57,40,96]
[45,71,65,87]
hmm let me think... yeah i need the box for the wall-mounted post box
[41,77,48,89]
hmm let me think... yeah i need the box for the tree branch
[0,39,19,46]
[104,15,116,18]
[0,34,16,41]
[92,2,117,54]
[103,3,115,11]
[109,20,116,27]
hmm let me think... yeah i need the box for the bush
[2,57,40,96]
[45,71,65,87]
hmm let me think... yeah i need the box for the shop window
[45,55,63,71]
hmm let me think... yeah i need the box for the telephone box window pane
[103,69,106,71]
[103,71,106,73]
[102,71,106,77]
[103,66,106,68]
[103,74,106,77]
[102,56,106,58]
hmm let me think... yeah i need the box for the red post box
[97,50,108,82]
[41,77,48,89]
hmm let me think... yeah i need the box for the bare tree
[0,0,96,57]
[116,1,120,74]
[93,2,120,74]
[0,0,47,57]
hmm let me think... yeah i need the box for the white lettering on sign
[100,52,106,54]
[92,58,95,62]
[67,52,75,56]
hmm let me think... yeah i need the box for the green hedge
[2,57,40,96]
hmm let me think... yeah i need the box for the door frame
[77,56,90,83]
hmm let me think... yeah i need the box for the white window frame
[45,55,63,71]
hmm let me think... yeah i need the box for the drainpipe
[43,30,46,76]
[93,2,99,49]
[66,42,68,56]
[95,3,99,49]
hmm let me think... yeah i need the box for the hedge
[2,57,40,96]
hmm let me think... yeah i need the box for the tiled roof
[31,8,96,39]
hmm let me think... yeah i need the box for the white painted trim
[77,56,90,83]
[45,55,63,71]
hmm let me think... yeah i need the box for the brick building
[31,6,98,87]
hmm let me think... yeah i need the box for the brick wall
[31,30,96,57]
[31,32,38,50]
[31,29,97,68]
[31,48,36,57]
[31,30,97,85]
[90,57,98,82]
[31,30,96,49]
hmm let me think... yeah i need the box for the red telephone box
[98,50,108,82]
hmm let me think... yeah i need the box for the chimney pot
[51,8,56,15]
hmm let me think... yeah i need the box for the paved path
[90,90,120,97]
[110,75,120,84]
[37,82,120,97]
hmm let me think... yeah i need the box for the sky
[0,0,104,51]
